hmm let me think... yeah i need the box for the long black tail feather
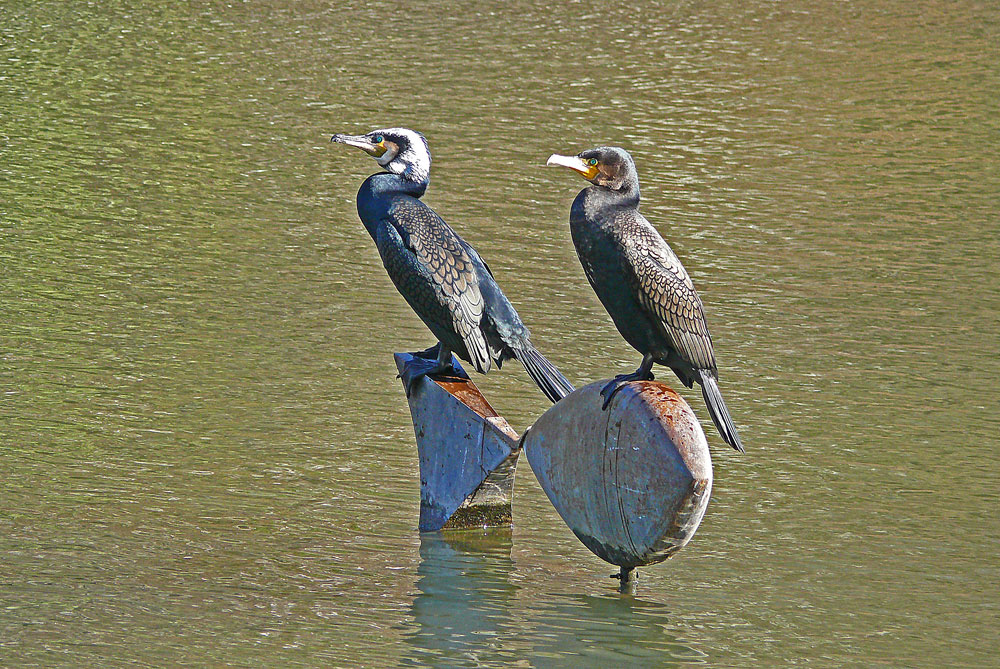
[698,371,745,453]
[513,345,575,403]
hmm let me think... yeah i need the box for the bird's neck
[356,173,428,238]
[367,171,428,199]
[579,184,640,219]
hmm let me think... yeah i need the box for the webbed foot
[599,370,655,410]
[399,357,444,397]
[397,348,467,397]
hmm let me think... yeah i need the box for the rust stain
[430,374,500,418]
[628,380,709,474]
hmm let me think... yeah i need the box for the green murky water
[2,1,998,665]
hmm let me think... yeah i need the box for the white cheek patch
[396,147,430,181]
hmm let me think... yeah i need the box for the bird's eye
[373,134,384,144]
[587,158,598,166]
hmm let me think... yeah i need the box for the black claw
[400,353,466,397]
[399,358,435,397]
[600,371,652,410]
[601,374,630,411]
[600,380,624,410]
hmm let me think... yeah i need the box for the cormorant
[330,127,574,403]
[546,147,744,452]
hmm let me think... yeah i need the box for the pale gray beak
[331,133,380,154]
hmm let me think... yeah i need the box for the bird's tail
[698,371,745,453]
[513,344,575,403]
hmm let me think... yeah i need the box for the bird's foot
[600,371,655,410]
[399,357,440,397]
[398,355,466,397]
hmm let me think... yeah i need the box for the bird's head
[546,146,639,195]
[331,127,431,184]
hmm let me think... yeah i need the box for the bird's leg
[429,342,453,373]
[431,343,470,380]
[399,344,463,397]
[600,354,656,410]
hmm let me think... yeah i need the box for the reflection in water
[404,531,702,666]
[526,593,705,667]
[404,530,517,667]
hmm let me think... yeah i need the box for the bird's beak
[331,133,387,157]
[546,154,599,180]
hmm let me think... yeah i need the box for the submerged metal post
[393,353,520,532]
[523,380,713,576]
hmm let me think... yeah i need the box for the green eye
[373,134,384,143]
[587,158,598,166]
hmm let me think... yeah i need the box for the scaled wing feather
[382,199,492,373]
[620,217,717,372]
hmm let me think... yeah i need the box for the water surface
[2,1,998,665]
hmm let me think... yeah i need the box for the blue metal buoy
[523,380,713,574]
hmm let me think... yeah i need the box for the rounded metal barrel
[523,380,713,569]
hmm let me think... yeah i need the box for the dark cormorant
[546,147,744,452]
[330,127,574,403]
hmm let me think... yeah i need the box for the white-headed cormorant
[331,127,574,403]
[547,147,744,452]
